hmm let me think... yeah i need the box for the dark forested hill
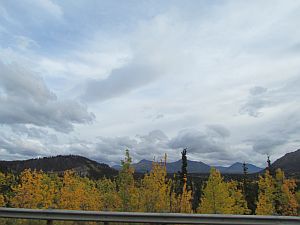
[272,149,300,175]
[0,155,118,179]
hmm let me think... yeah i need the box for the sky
[1,0,300,167]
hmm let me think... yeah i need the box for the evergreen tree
[181,148,188,186]
[176,148,188,195]
[242,162,248,196]
[242,162,255,213]
[266,155,274,176]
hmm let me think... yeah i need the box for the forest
[0,149,299,220]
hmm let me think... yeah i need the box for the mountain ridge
[113,159,262,174]
[0,155,118,179]
[272,149,300,175]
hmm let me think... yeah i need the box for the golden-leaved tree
[97,177,121,211]
[296,190,300,215]
[256,170,275,215]
[177,179,193,213]
[0,194,4,207]
[139,160,173,212]
[58,170,102,210]
[227,181,250,214]
[274,169,298,216]
[0,172,6,206]
[11,169,56,209]
[198,168,234,214]
[117,150,139,211]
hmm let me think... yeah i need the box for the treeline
[0,150,299,216]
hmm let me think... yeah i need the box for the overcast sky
[1,0,300,167]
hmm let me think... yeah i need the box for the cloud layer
[0,61,94,132]
[0,1,300,166]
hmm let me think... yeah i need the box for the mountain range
[113,159,262,174]
[0,149,299,177]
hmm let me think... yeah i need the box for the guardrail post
[47,219,53,225]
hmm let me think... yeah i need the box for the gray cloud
[246,136,287,155]
[240,78,300,118]
[244,108,300,156]
[81,62,160,102]
[91,130,170,164]
[249,86,268,96]
[168,128,228,154]
[206,124,231,138]
[10,124,58,142]
[239,86,270,117]
[0,134,44,157]
[0,126,269,167]
[0,61,95,132]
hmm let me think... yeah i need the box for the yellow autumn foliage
[117,150,139,212]
[178,182,193,213]
[0,194,4,207]
[97,177,121,211]
[0,172,6,206]
[0,152,299,216]
[198,168,235,214]
[11,169,56,209]
[256,170,275,215]
[139,161,173,212]
[58,170,102,210]
[274,169,298,216]
[228,181,250,214]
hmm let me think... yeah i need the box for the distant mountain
[272,149,300,175]
[0,155,118,179]
[167,160,211,173]
[113,159,262,174]
[216,162,262,174]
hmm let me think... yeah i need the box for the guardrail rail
[0,207,299,225]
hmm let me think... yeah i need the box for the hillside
[113,159,262,174]
[272,149,300,175]
[0,155,118,179]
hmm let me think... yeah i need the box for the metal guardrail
[0,207,299,225]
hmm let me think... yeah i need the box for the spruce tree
[242,162,248,198]
[266,155,274,176]
[180,148,188,189]
[176,148,188,195]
